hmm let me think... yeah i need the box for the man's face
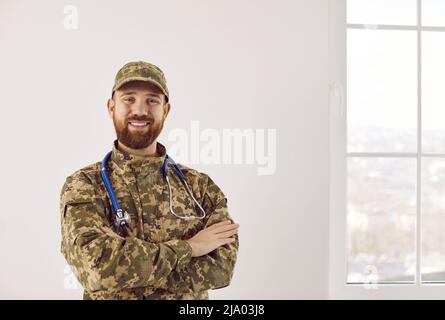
[108,80,170,149]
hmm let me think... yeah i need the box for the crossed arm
[60,172,239,293]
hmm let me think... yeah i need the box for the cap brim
[112,76,168,98]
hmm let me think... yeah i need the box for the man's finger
[218,238,236,246]
[216,228,239,239]
[207,220,233,230]
[212,223,239,234]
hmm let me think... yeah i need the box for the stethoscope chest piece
[114,208,131,228]
[101,151,131,228]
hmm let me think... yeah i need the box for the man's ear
[163,102,171,121]
[107,98,115,118]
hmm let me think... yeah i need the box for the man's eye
[148,99,160,104]
[124,97,134,103]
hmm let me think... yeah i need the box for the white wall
[0,0,330,299]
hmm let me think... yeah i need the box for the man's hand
[185,220,239,257]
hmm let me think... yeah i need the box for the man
[60,61,239,300]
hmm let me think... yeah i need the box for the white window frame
[328,0,445,299]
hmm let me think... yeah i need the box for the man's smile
[128,121,149,129]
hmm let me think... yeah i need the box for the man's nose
[132,99,148,116]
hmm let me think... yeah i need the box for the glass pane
[347,158,416,283]
[423,0,445,27]
[421,158,445,282]
[347,0,417,25]
[422,32,445,153]
[347,29,417,153]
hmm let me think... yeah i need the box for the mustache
[126,116,154,123]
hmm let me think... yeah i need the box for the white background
[0,0,330,299]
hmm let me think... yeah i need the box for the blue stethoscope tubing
[100,151,206,227]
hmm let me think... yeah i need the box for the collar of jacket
[110,139,167,175]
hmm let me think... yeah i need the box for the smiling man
[60,61,240,300]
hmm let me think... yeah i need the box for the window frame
[329,0,445,299]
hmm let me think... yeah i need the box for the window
[346,0,445,284]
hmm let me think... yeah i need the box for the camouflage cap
[112,61,169,102]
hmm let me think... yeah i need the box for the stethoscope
[100,151,206,228]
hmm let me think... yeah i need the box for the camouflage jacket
[60,140,239,300]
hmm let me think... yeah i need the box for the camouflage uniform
[60,140,239,300]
